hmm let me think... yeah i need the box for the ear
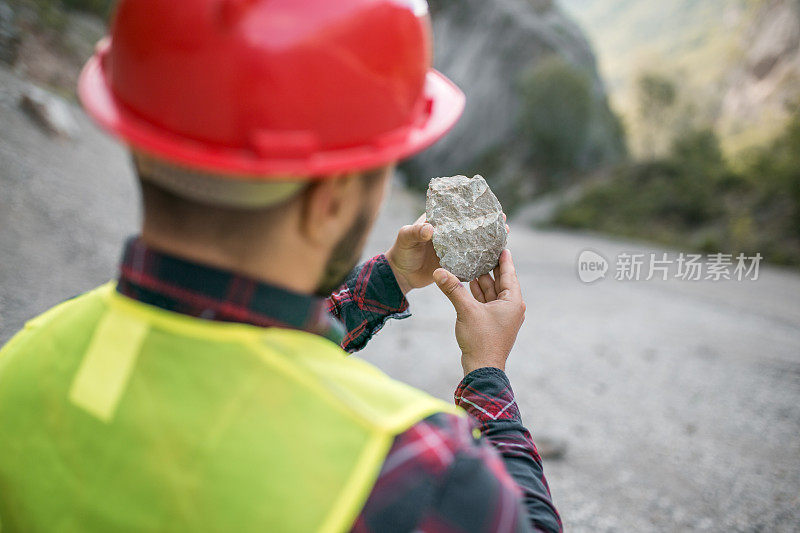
[299,173,362,247]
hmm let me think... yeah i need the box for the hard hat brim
[78,42,465,179]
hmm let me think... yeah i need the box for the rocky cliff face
[405,0,625,207]
[719,0,800,149]
[559,0,800,154]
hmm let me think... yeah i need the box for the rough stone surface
[426,175,507,281]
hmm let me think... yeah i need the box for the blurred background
[1,0,799,531]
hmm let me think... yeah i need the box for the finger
[477,273,497,301]
[496,250,522,301]
[397,222,434,246]
[506,224,511,234]
[469,279,486,303]
[418,222,434,241]
[434,269,475,314]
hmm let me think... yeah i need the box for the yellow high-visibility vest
[0,283,462,532]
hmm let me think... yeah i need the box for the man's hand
[433,250,526,376]
[385,214,441,295]
[386,214,510,295]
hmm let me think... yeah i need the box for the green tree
[635,71,677,158]
[519,55,593,181]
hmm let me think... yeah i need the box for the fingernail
[434,270,447,284]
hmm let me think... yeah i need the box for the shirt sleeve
[455,367,562,533]
[352,411,532,533]
[326,254,410,353]
[353,367,562,533]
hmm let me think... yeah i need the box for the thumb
[434,269,473,314]
[397,222,434,247]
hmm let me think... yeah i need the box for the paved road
[2,67,799,531]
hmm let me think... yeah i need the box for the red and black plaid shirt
[117,238,561,532]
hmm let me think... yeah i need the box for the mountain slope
[559,0,800,152]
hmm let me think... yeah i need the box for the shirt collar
[116,237,345,345]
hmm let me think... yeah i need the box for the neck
[139,229,324,296]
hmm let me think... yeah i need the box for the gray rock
[426,175,507,281]
[19,85,78,139]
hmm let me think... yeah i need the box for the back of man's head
[133,152,393,296]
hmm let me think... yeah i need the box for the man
[0,0,561,531]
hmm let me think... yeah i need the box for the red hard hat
[78,0,464,178]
